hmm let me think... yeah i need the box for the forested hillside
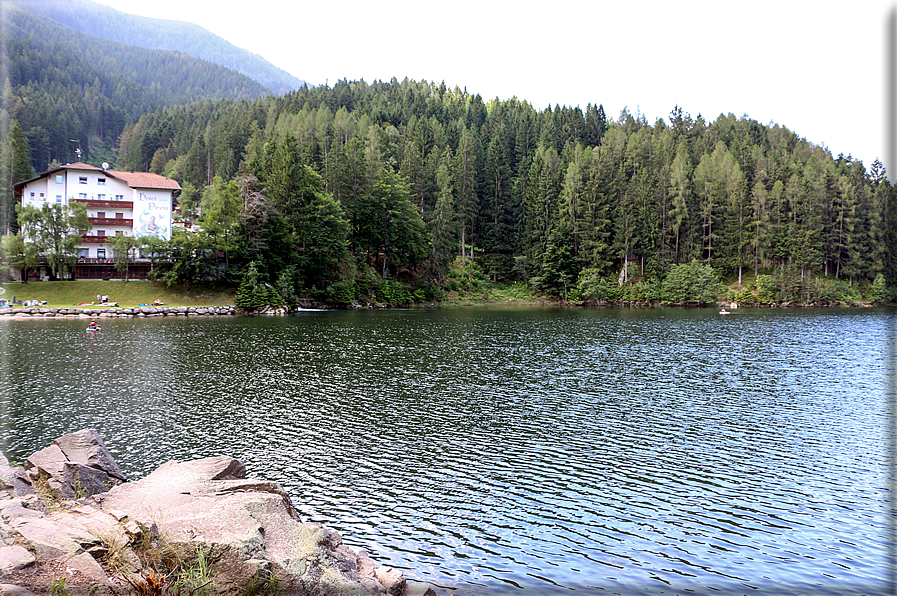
[2,5,275,174]
[103,79,896,305]
[3,72,895,304]
[8,0,305,94]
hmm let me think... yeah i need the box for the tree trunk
[461,227,466,266]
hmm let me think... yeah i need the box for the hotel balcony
[81,235,110,244]
[88,217,133,226]
[73,199,133,209]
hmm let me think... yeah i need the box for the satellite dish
[102,162,110,170]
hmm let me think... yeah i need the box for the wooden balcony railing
[73,199,133,209]
[88,217,133,226]
[81,235,109,244]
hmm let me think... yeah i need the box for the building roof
[106,170,181,191]
[14,162,181,194]
[63,162,105,172]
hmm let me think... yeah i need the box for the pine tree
[429,147,460,283]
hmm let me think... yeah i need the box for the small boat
[719,309,730,315]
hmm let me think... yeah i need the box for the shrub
[867,273,890,303]
[662,261,721,304]
[325,281,357,305]
[375,279,413,304]
[575,268,613,300]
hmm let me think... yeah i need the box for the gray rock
[22,431,124,501]
[24,445,66,479]
[0,460,31,499]
[0,546,35,572]
[0,502,42,521]
[3,434,425,596]
[61,463,117,499]
[0,584,38,596]
[405,582,439,596]
[0,455,18,491]
[54,430,125,482]
[97,456,369,593]
[356,549,376,577]
[8,517,81,558]
[375,566,406,596]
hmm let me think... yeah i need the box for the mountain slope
[8,0,306,95]
[3,5,275,171]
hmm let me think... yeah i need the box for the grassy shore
[0,280,235,309]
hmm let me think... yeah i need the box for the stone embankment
[0,430,437,596]
[0,306,235,318]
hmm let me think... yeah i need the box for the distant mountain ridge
[3,4,278,171]
[7,0,307,95]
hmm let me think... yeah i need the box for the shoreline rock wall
[0,430,436,596]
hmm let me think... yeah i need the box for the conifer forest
[3,66,897,305]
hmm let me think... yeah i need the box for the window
[97,230,105,237]
[98,178,105,185]
[97,194,105,201]
[79,177,87,184]
[115,213,123,219]
[115,195,124,201]
[97,212,105,219]
[55,175,63,184]
[56,195,62,203]
[115,231,123,236]
[97,249,105,259]
[79,193,87,201]
[29,192,34,198]
[39,193,44,198]
[79,248,89,258]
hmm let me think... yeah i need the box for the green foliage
[754,274,778,304]
[107,234,139,280]
[17,201,91,280]
[11,66,894,301]
[174,544,214,595]
[50,578,72,596]
[236,261,284,311]
[575,268,614,301]
[374,278,413,305]
[243,569,280,596]
[867,273,890,303]
[444,258,492,295]
[324,280,357,305]
[662,261,721,304]
[275,268,299,308]
[151,229,220,288]
[357,170,429,278]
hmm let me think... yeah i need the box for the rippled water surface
[1,307,894,595]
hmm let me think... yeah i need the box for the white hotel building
[14,162,181,280]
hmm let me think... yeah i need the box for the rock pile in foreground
[0,430,436,596]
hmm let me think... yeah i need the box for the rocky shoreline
[0,306,236,318]
[0,430,436,596]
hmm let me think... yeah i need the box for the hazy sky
[95,0,896,173]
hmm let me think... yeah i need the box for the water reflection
[0,308,893,595]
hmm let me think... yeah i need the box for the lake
[0,306,893,595]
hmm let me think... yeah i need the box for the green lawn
[0,280,235,309]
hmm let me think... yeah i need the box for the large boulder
[1,433,433,596]
[93,455,395,595]
[23,430,125,501]
[0,454,30,498]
